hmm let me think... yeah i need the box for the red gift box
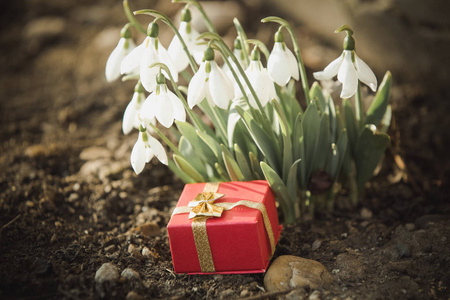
[167,180,282,274]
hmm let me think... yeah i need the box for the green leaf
[168,159,195,184]
[309,82,327,115]
[176,121,215,162]
[287,159,302,204]
[365,71,392,126]
[302,102,321,181]
[196,129,224,164]
[215,162,230,181]
[178,136,207,176]
[343,98,358,156]
[221,144,245,181]
[236,106,281,173]
[380,105,392,133]
[260,162,296,223]
[234,144,253,180]
[249,151,263,178]
[328,94,337,143]
[354,125,390,190]
[273,100,293,181]
[313,114,331,171]
[335,129,348,179]
[173,154,205,182]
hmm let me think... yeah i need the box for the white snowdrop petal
[158,44,179,83]
[105,38,127,82]
[122,92,139,135]
[208,62,234,109]
[139,93,157,125]
[147,135,168,165]
[121,40,145,75]
[285,46,299,81]
[145,146,154,163]
[313,52,344,80]
[130,134,146,175]
[140,39,160,92]
[168,91,186,122]
[355,54,377,92]
[338,51,358,98]
[187,63,208,108]
[154,87,174,128]
[268,43,290,86]
[168,34,189,73]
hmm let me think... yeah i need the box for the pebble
[264,255,333,292]
[104,244,116,254]
[405,223,415,231]
[80,146,111,161]
[360,207,373,219]
[94,263,119,284]
[121,268,140,281]
[240,289,250,297]
[126,291,143,300]
[219,288,235,299]
[285,289,307,300]
[311,239,322,251]
[309,290,322,300]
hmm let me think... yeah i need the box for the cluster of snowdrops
[105,0,392,223]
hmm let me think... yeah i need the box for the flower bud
[120,24,132,39]
[274,29,284,43]
[204,46,215,61]
[181,7,192,22]
[250,48,260,61]
[234,38,242,50]
[156,72,166,85]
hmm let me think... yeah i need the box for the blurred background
[0,0,449,298]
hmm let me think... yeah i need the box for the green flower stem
[172,0,217,34]
[233,18,250,67]
[134,9,198,73]
[261,17,310,103]
[148,123,182,157]
[355,82,364,127]
[123,0,146,34]
[203,101,229,145]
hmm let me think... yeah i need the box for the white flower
[187,49,234,110]
[235,53,276,108]
[105,37,136,82]
[168,21,206,73]
[120,23,178,92]
[267,42,299,86]
[313,50,377,98]
[139,76,186,128]
[122,83,146,135]
[131,128,168,175]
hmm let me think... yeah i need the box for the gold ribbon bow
[188,190,225,219]
[172,182,276,273]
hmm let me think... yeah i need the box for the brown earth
[1,0,449,299]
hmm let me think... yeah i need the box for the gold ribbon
[172,182,276,273]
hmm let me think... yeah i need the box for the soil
[1,0,449,299]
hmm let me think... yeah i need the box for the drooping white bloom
[131,128,168,175]
[122,88,145,135]
[120,23,178,92]
[187,48,234,110]
[105,36,136,82]
[139,76,186,128]
[235,49,276,108]
[267,42,299,86]
[168,21,206,73]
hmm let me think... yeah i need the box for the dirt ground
[1,0,449,299]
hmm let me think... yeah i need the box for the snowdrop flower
[139,73,186,128]
[122,81,146,135]
[236,48,276,108]
[267,30,299,86]
[105,25,136,82]
[168,8,206,73]
[313,25,377,99]
[187,47,234,110]
[121,22,178,92]
[223,38,248,77]
[131,125,168,175]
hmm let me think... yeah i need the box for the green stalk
[134,9,198,73]
[148,123,182,156]
[261,17,310,102]
[123,0,146,34]
[172,0,217,33]
[233,18,250,67]
[355,82,364,127]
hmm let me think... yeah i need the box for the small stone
[104,245,116,254]
[213,274,224,281]
[285,289,307,300]
[95,263,119,284]
[312,239,322,251]
[79,146,111,161]
[121,268,140,281]
[219,288,235,299]
[360,207,373,219]
[405,223,415,231]
[309,290,322,300]
[264,255,333,292]
[240,289,250,297]
[126,291,143,300]
[134,222,160,238]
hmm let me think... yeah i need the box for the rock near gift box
[168,180,282,274]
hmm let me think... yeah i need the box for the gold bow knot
[188,191,225,219]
